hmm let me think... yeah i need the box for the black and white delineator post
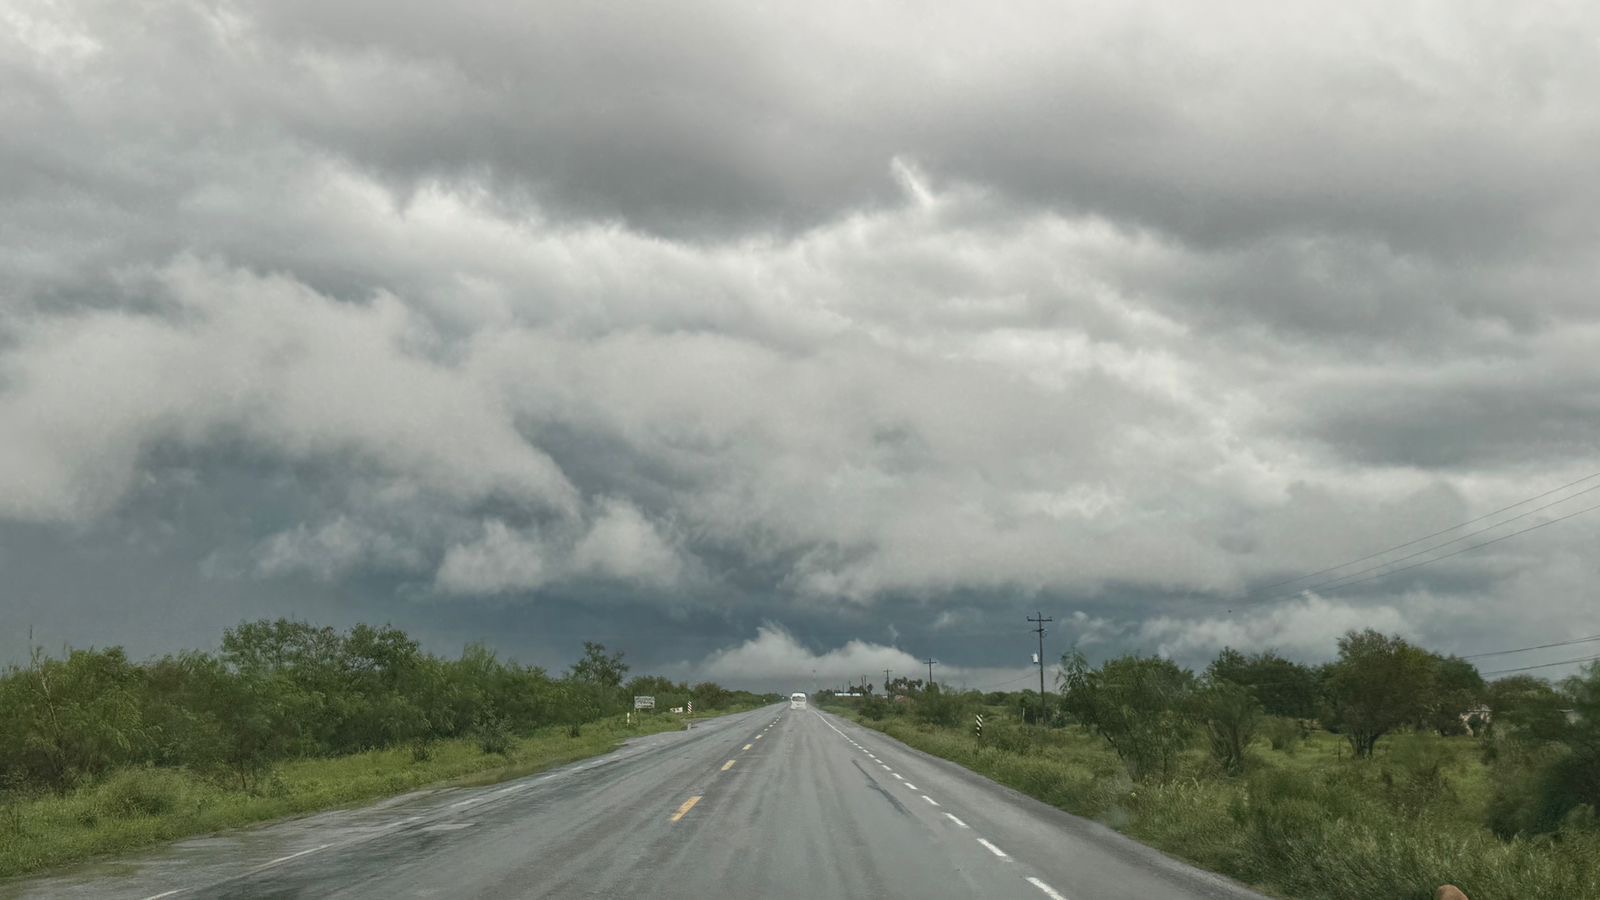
[975,713,984,739]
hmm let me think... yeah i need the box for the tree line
[0,620,773,795]
[842,628,1598,838]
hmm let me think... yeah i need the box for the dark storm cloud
[2,0,1599,681]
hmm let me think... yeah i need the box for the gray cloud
[2,0,1598,681]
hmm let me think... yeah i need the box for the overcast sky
[3,0,1598,691]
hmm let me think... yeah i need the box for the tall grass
[0,712,710,879]
[842,712,1600,900]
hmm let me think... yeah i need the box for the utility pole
[924,657,937,688]
[883,668,893,695]
[1028,611,1053,722]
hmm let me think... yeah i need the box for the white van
[790,692,807,709]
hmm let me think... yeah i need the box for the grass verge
[826,707,1600,900]
[0,709,750,880]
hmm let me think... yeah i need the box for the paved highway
[9,705,1266,899]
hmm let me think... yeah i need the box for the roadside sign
[634,696,656,710]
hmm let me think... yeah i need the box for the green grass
[0,709,745,880]
[828,707,1600,900]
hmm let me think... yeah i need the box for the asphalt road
[9,705,1267,899]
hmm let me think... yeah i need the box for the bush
[982,721,1045,755]
[1194,680,1262,775]
[1263,717,1305,753]
[474,713,513,756]
[912,686,968,728]
[96,767,191,818]
[859,696,891,721]
[1382,733,1454,814]
[1060,652,1194,781]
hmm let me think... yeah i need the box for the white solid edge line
[944,812,969,828]
[976,837,1009,858]
[451,797,484,808]
[1027,876,1070,900]
[263,844,332,867]
[140,892,183,900]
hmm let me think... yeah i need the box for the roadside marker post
[975,713,984,739]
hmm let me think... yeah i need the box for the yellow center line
[743,743,752,750]
[755,734,764,740]
[721,759,736,771]
[670,796,702,823]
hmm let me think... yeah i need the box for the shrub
[982,721,1045,755]
[1195,679,1262,775]
[97,767,190,818]
[912,686,968,728]
[474,713,513,756]
[1382,733,1454,814]
[1263,717,1304,753]
[859,696,890,721]
[1060,652,1194,781]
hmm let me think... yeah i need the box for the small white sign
[634,696,656,709]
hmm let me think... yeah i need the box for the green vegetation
[0,620,775,879]
[823,628,1600,900]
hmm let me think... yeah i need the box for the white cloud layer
[692,624,928,689]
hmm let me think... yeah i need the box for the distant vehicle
[790,692,807,709]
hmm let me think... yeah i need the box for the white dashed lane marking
[820,709,1029,882]
[976,838,1009,859]
[1027,876,1070,899]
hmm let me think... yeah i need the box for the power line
[1239,497,1600,609]
[1254,470,1600,594]
[1482,653,1600,677]
[1260,480,1600,598]
[1463,634,1600,660]
[1292,498,1600,598]
[968,672,1037,692]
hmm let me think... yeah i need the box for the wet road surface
[6,705,1267,899]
